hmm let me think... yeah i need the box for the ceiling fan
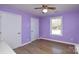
[34,4,56,14]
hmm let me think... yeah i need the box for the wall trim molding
[38,37,79,53]
[13,39,36,49]
[21,39,37,47]
[18,38,79,53]
[21,41,32,47]
[21,38,79,47]
[38,37,78,45]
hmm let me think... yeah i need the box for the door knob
[31,30,33,32]
[0,32,1,34]
[17,32,21,34]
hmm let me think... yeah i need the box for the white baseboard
[38,37,79,54]
[21,41,32,47]
[17,38,79,54]
[21,39,37,47]
[13,39,36,49]
[38,37,78,45]
[21,38,79,46]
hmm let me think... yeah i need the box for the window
[50,16,62,35]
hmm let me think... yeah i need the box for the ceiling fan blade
[34,7,42,9]
[47,7,56,10]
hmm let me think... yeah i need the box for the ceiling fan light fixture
[42,8,48,13]
[34,5,56,14]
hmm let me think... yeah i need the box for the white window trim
[50,16,63,36]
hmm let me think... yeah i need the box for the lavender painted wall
[1,5,79,44]
[39,12,79,44]
[0,5,34,44]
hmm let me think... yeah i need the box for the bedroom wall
[0,5,38,44]
[1,5,79,44]
[39,11,79,44]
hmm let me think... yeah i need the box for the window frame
[50,16,63,36]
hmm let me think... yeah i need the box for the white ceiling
[4,4,79,17]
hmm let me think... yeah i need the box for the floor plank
[14,39,75,54]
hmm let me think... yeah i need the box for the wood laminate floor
[14,39,75,54]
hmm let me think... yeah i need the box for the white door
[0,16,1,40]
[1,11,22,49]
[31,17,39,41]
